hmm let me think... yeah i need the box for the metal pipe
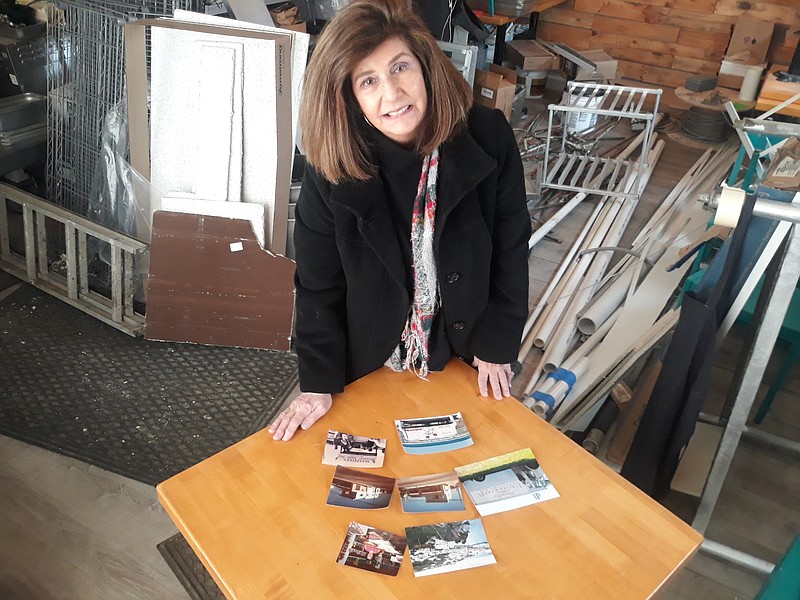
[700,540,775,575]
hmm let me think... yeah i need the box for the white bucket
[563,85,605,133]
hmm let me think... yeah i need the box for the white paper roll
[714,186,746,228]
[739,65,764,102]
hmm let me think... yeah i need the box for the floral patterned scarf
[387,147,440,379]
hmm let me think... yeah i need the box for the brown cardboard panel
[145,211,295,351]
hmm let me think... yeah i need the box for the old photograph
[322,429,387,468]
[405,519,496,577]
[398,471,465,513]
[336,521,407,576]
[326,465,395,509]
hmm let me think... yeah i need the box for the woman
[269,0,530,441]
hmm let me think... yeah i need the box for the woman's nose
[383,78,401,100]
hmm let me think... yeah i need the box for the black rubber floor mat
[0,281,298,485]
[158,533,225,600]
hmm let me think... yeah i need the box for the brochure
[405,519,496,577]
[336,521,407,576]
[454,448,559,516]
[398,471,466,513]
[326,465,395,509]
[322,429,387,468]
[394,412,473,454]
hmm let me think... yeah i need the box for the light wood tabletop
[157,359,702,599]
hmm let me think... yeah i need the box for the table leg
[529,11,540,37]
[493,22,508,65]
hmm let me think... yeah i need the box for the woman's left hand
[472,357,513,400]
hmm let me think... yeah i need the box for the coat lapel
[329,177,408,293]
[436,128,496,240]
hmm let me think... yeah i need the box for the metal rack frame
[694,192,800,574]
[541,81,661,200]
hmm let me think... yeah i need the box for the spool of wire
[681,107,730,143]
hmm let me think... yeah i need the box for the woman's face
[350,37,428,145]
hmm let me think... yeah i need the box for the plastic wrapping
[310,0,349,21]
[87,97,159,301]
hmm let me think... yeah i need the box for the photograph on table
[405,519,496,577]
[336,521,407,576]
[322,429,387,468]
[398,471,465,513]
[394,412,473,454]
[455,448,559,516]
[326,465,395,509]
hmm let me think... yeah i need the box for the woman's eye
[392,62,408,74]
[360,76,376,87]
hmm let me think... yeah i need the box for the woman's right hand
[268,392,333,441]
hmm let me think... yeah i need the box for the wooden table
[756,66,800,118]
[158,359,702,599]
[471,0,568,65]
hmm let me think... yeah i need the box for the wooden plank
[65,224,78,300]
[676,28,732,53]
[0,191,9,257]
[665,0,716,12]
[713,0,800,22]
[592,14,680,43]
[539,7,594,28]
[659,9,736,33]
[617,59,688,88]
[574,0,664,23]
[608,45,674,68]
[537,21,592,49]
[756,68,800,118]
[671,55,722,75]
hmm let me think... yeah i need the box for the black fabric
[158,533,225,600]
[0,279,298,486]
[293,105,530,393]
[414,0,489,42]
[620,195,757,499]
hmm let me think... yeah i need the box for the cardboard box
[763,138,800,191]
[473,64,517,121]
[724,15,774,63]
[504,40,554,72]
[267,2,306,33]
[562,50,617,82]
[718,15,773,91]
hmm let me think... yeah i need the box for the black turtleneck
[367,127,452,372]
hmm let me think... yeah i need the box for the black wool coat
[293,105,531,393]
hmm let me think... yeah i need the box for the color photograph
[398,471,465,513]
[322,429,387,468]
[394,412,473,454]
[326,465,395,509]
[336,521,407,576]
[455,448,559,516]
[405,519,496,577]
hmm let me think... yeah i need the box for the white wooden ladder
[0,182,147,336]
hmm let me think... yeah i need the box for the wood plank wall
[536,0,800,90]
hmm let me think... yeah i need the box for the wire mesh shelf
[46,0,202,219]
[541,81,661,200]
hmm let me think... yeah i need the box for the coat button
[452,321,465,330]
[446,272,460,284]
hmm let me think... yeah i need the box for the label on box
[773,157,800,179]
[480,87,495,100]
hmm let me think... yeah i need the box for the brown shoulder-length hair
[299,0,474,184]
